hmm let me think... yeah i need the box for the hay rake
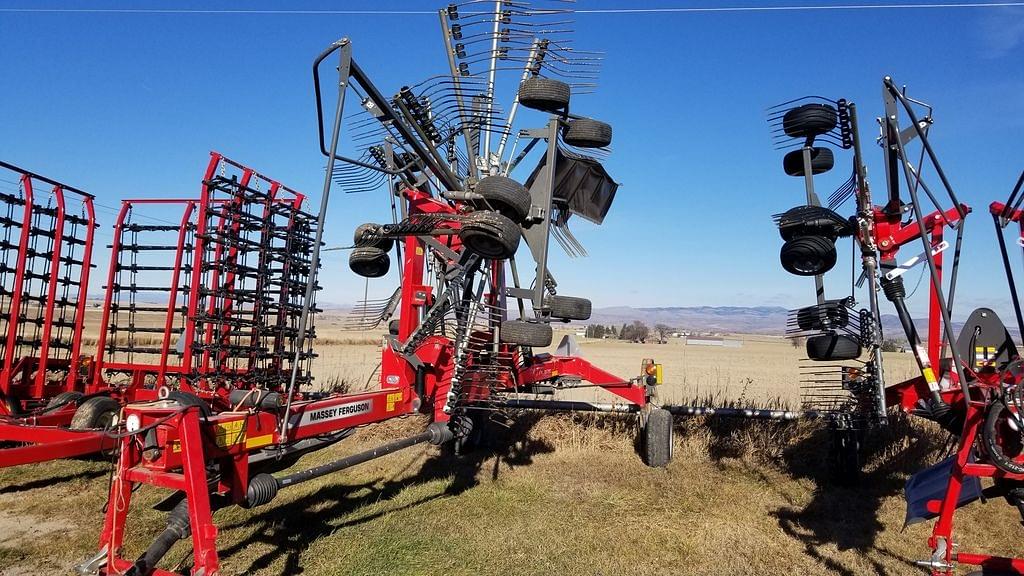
[72,4,680,574]
[773,78,1024,573]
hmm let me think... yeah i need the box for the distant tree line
[584,321,675,344]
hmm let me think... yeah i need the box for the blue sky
[1,1,1022,319]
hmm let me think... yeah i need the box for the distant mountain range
[586,305,993,339]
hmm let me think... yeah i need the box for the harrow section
[0,161,97,414]
[94,153,319,398]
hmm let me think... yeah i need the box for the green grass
[1,413,1022,575]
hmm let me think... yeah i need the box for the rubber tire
[46,391,85,410]
[518,77,570,113]
[780,235,837,276]
[806,333,862,361]
[353,223,394,252]
[70,396,120,430]
[782,103,838,139]
[782,147,834,177]
[167,390,212,418]
[545,295,592,321]
[796,302,849,331]
[562,118,612,148]
[349,246,391,278]
[475,176,532,223]
[777,205,850,242]
[459,211,521,260]
[831,428,863,486]
[981,400,1024,475]
[499,320,553,348]
[642,408,673,468]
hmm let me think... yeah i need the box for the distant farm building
[683,336,742,348]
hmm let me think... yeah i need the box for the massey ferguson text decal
[295,400,372,427]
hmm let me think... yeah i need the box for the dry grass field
[0,311,1018,575]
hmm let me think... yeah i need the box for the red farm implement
[0,161,111,464]
[74,5,681,573]
[773,76,1024,573]
[0,153,321,468]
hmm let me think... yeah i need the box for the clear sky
[1,1,1022,319]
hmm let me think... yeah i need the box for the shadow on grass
[0,467,107,495]
[674,412,942,576]
[211,413,555,575]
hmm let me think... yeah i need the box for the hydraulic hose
[125,499,192,576]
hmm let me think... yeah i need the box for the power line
[1,2,1023,15]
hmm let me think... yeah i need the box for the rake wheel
[349,247,391,278]
[780,235,836,276]
[545,295,592,321]
[563,118,612,149]
[499,320,553,348]
[806,333,861,361]
[782,103,838,139]
[782,146,834,177]
[796,301,849,331]
[353,223,394,252]
[518,77,571,113]
[459,211,521,260]
[474,176,532,223]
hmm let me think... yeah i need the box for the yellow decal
[213,420,246,448]
[245,434,274,450]
[385,391,403,412]
[922,367,937,383]
[416,247,424,256]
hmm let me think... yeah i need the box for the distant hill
[588,306,790,334]
[587,305,1001,340]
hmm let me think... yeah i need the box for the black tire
[167,390,212,418]
[562,118,612,149]
[806,333,862,361]
[782,147,834,177]
[353,223,394,252]
[795,302,849,331]
[642,408,673,468]
[46,391,85,410]
[474,176,532,223]
[459,211,521,260]
[830,427,862,486]
[70,396,120,430]
[776,205,852,241]
[782,103,838,139]
[500,320,553,348]
[518,77,570,113]
[780,235,836,276]
[545,295,592,321]
[981,400,1024,475]
[452,412,487,456]
[349,246,391,278]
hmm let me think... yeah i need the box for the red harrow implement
[0,161,110,464]
[0,153,321,468]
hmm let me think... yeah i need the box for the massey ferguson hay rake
[774,78,1024,573]
[75,4,673,575]
[771,79,971,480]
